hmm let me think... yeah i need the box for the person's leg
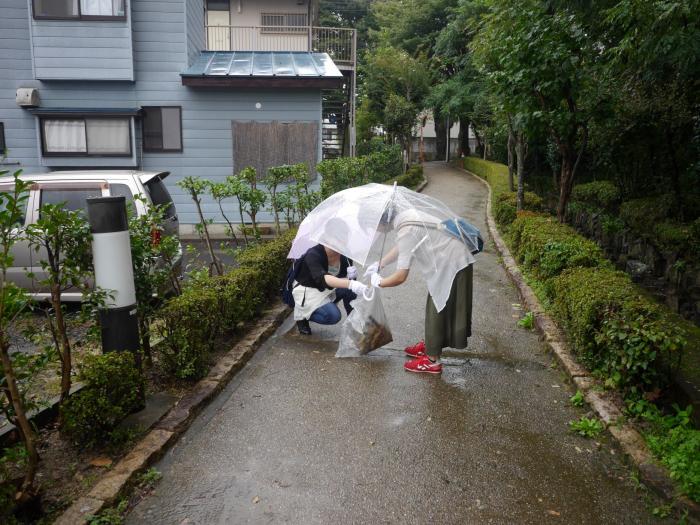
[309,302,342,325]
[424,294,446,361]
[334,287,357,315]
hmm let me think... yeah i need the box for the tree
[238,167,267,240]
[0,171,39,504]
[473,0,602,220]
[384,93,418,166]
[208,182,239,245]
[177,177,223,275]
[26,204,92,409]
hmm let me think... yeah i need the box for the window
[0,123,5,153]
[40,117,132,157]
[261,12,308,33]
[142,107,182,153]
[109,183,136,215]
[32,0,126,20]
[40,188,103,216]
[206,0,229,11]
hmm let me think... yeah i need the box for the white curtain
[44,120,86,153]
[86,119,130,154]
[80,0,124,16]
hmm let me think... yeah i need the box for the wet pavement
[127,163,664,524]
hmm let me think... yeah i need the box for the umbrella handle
[363,287,375,301]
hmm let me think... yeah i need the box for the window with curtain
[142,107,182,152]
[41,117,131,156]
[33,0,125,19]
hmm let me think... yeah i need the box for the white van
[0,170,182,301]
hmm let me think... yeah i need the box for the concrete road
[128,163,663,524]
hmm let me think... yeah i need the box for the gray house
[0,0,357,228]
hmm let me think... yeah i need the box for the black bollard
[86,196,140,353]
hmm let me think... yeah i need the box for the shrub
[236,228,296,297]
[366,144,403,181]
[509,215,608,279]
[157,285,220,380]
[62,352,143,447]
[551,267,686,393]
[462,156,511,197]
[652,221,696,256]
[570,180,621,210]
[619,194,675,235]
[493,191,543,226]
[156,229,296,380]
[387,164,424,189]
[318,147,403,197]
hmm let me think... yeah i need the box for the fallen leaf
[548,510,560,517]
[369,441,375,446]
[90,457,113,468]
[515,369,522,373]
[575,446,582,453]
[252,496,260,504]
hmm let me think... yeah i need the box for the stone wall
[568,209,700,326]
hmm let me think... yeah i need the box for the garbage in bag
[336,289,393,357]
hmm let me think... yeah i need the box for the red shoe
[404,340,426,358]
[404,355,442,374]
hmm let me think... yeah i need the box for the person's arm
[376,268,409,288]
[324,274,355,289]
[379,245,399,268]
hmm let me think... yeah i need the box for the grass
[517,311,535,330]
[570,390,585,407]
[569,416,605,438]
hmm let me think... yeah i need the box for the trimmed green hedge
[461,156,511,197]
[509,214,609,280]
[318,146,403,197]
[493,191,544,226]
[157,229,296,380]
[551,267,686,393]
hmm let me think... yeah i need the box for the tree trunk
[665,129,683,220]
[194,198,223,275]
[434,116,447,161]
[557,154,575,222]
[459,120,470,157]
[472,128,484,158]
[236,197,249,246]
[270,187,281,236]
[507,123,515,193]
[139,316,152,366]
[516,133,526,210]
[217,201,238,245]
[0,343,39,501]
[52,285,72,409]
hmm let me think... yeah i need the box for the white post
[445,116,450,162]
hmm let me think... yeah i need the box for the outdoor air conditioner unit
[16,88,40,108]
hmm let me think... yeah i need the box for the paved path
[128,163,663,524]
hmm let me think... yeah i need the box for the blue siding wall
[0,0,324,226]
[29,2,134,81]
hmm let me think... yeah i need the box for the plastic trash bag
[336,289,393,357]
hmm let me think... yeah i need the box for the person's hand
[363,261,379,277]
[346,265,357,280]
[370,272,382,288]
[349,280,368,296]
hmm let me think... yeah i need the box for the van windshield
[0,186,29,226]
[144,178,176,218]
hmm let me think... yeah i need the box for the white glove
[370,272,382,288]
[349,280,368,296]
[363,261,379,277]
[346,265,357,280]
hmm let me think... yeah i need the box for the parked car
[0,170,182,302]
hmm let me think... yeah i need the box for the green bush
[158,284,220,380]
[462,156,511,197]
[387,164,424,189]
[236,228,296,297]
[366,144,403,181]
[509,214,608,279]
[570,180,621,210]
[551,267,686,393]
[619,194,675,235]
[493,191,544,226]
[62,352,143,447]
[156,229,296,380]
[318,148,403,197]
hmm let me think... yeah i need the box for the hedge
[493,191,544,226]
[157,229,296,380]
[509,213,610,280]
[461,156,511,197]
[318,146,403,197]
[570,180,621,211]
[386,164,424,189]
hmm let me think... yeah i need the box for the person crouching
[293,243,368,335]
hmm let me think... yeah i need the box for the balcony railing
[205,25,356,67]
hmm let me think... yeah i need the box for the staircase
[321,83,350,159]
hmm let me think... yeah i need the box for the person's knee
[327,306,342,325]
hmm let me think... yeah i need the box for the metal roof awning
[181,51,345,88]
[29,108,142,117]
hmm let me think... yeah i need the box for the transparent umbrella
[288,183,482,312]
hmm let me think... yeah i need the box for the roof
[29,108,142,117]
[0,170,168,185]
[181,51,345,88]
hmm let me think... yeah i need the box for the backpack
[440,217,484,255]
[281,259,303,307]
